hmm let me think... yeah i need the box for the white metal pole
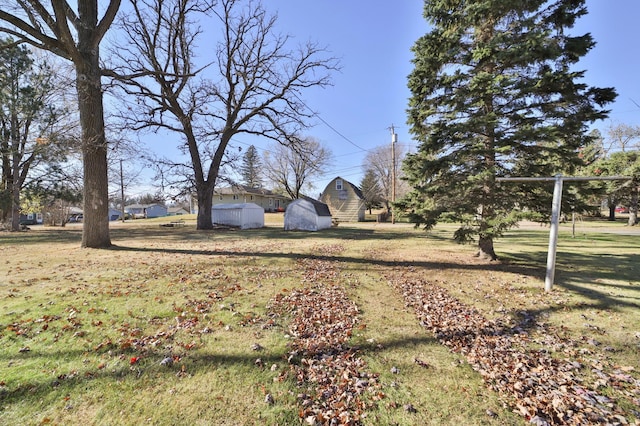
[545,175,564,292]
[496,175,629,292]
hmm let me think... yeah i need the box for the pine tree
[399,0,616,259]
[359,168,383,214]
[240,145,262,188]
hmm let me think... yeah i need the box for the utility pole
[120,159,125,222]
[390,125,397,224]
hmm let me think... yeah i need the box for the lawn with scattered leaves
[0,217,638,425]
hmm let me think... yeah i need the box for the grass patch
[0,220,638,424]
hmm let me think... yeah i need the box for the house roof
[328,176,364,200]
[167,207,188,214]
[125,203,167,209]
[214,184,290,199]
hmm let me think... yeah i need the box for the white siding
[212,203,264,229]
[284,199,332,231]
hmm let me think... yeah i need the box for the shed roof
[299,196,331,216]
[212,202,263,210]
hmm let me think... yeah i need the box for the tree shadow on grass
[503,250,640,311]
[0,226,83,245]
[107,242,545,282]
[0,333,437,410]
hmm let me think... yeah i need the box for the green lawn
[0,219,638,425]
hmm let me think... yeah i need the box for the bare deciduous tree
[605,123,640,154]
[363,144,408,213]
[105,0,339,229]
[0,1,121,248]
[263,136,332,200]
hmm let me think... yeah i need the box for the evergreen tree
[359,168,383,214]
[0,38,70,231]
[589,151,640,225]
[240,145,262,188]
[399,0,616,259]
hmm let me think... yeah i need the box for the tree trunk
[477,235,497,261]
[76,55,111,248]
[628,188,638,226]
[196,184,213,229]
[608,204,616,221]
[10,182,20,231]
[9,105,20,231]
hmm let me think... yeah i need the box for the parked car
[615,206,629,213]
[69,214,83,222]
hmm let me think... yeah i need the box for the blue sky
[134,0,640,197]
[267,2,425,193]
[571,1,640,128]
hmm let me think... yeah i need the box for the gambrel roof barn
[320,177,365,222]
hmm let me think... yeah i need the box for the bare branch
[0,8,68,58]
[93,0,120,48]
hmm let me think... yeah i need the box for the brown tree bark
[76,55,111,247]
[0,1,120,247]
[75,1,113,248]
[477,235,497,261]
[196,182,214,229]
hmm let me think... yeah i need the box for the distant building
[167,206,189,216]
[19,212,43,225]
[109,208,123,221]
[320,177,365,222]
[213,185,290,212]
[125,203,168,219]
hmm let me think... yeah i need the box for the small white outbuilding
[212,203,264,229]
[284,198,332,231]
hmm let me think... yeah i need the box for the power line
[311,113,368,152]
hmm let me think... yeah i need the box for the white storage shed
[284,198,332,231]
[212,202,264,229]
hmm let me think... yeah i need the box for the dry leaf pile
[387,272,639,425]
[269,246,382,425]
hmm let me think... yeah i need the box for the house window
[233,195,238,200]
[250,195,253,200]
[336,179,343,190]
[269,198,273,206]
[219,195,223,200]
